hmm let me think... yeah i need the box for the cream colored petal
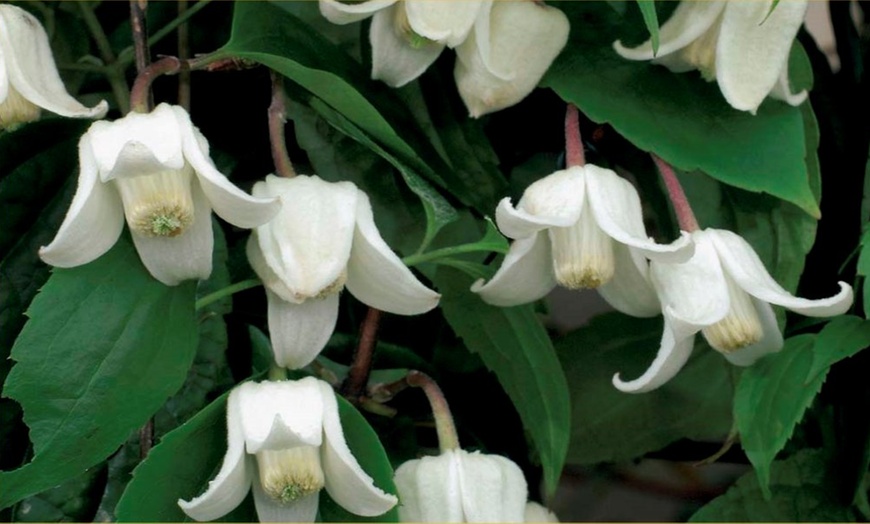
[769,64,808,106]
[613,1,725,61]
[247,233,301,304]
[597,244,661,318]
[0,5,107,119]
[405,0,483,47]
[496,167,586,239]
[716,0,808,113]
[524,501,559,522]
[471,232,557,307]
[370,8,444,87]
[251,477,319,523]
[319,0,397,24]
[236,379,325,454]
[456,450,527,522]
[267,290,339,370]
[394,453,463,522]
[722,298,784,366]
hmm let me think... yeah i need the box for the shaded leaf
[635,0,659,54]
[807,316,870,381]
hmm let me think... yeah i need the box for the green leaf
[733,335,826,499]
[858,229,870,316]
[556,312,733,465]
[690,449,854,521]
[404,218,509,268]
[635,0,659,54]
[0,235,198,509]
[543,4,819,217]
[13,466,105,522]
[807,316,870,381]
[432,268,570,495]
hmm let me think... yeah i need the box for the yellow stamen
[256,446,325,504]
[548,205,615,289]
[114,165,195,238]
[702,275,763,353]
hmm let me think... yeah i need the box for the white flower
[454,1,570,118]
[319,0,484,87]
[246,175,440,369]
[394,448,528,522]
[613,0,809,114]
[39,103,281,285]
[612,228,853,393]
[524,502,559,523]
[0,4,107,128]
[178,377,397,522]
[472,165,693,317]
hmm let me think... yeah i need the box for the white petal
[454,1,569,117]
[370,8,444,87]
[236,379,325,454]
[769,63,808,106]
[405,0,483,47]
[585,164,694,263]
[496,167,586,240]
[247,233,300,304]
[456,450,527,522]
[612,312,698,393]
[613,1,725,61]
[0,5,107,119]
[319,380,398,517]
[267,291,340,370]
[39,133,124,267]
[471,232,557,307]
[178,389,252,521]
[345,191,440,315]
[706,228,853,316]
[723,298,784,366]
[319,0,397,25]
[716,0,808,113]
[255,175,357,299]
[597,244,661,318]
[394,453,463,522]
[129,184,213,285]
[251,475,320,523]
[175,106,280,228]
[524,502,559,522]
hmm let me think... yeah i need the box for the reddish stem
[342,307,382,400]
[653,154,699,232]
[406,371,459,452]
[130,56,181,113]
[268,71,296,178]
[565,104,585,167]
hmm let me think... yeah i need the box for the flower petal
[405,0,482,47]
[0,5,107,119]
[723,298,784,366]
[129,184,213,285]
[585,164,694,263]
[254,175,357,298]
[319,0,397,25]
[319,380,398,517]
[612,313,698,393]
[496,167,586,239]
[345,191,440,315]
[247,233,300,304]
[597,244,661,318]
[39,134,124,267]
[394,453,463,522]
[267,291,340,370]
[370,8,444,87]
[706,228,853,316]
[613,1,725,61]
[456,450,527,522]
[524,502,559,523]
[716,0,808,113]
[251,476,320,523]
[236,379,325,454]
[471,232,556,307]
[175,106,280,228]
[769,64,808,106]
[178,388,252,521]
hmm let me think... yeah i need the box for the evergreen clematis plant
[613,0,808,113]
[0,4,107,128]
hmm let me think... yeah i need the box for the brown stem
[138,418,154,459]
[406,371,460,452]
[129,0,151,74]
[177,0,191,111]
[130,56,181,113]
[652,154,700,232]
[565,104,585,167]
[342,307,382,400]
[268,71,296,178]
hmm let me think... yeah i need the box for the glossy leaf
[807,316,870,381]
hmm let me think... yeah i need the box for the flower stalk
[129,0,151,74]
[268,71,296,178]
[653,154,700,233]
[565,104,585,167]
[342,307,383,401]
[130,56,181,113]
[406,371,460,452]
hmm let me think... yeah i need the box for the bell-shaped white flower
[613,0,808,113]
[454,1,570,118]
[178,377,397,522]
[524,502,559,522]
[319,0,484,87]
[613,228,853,393]
[247,175,440,369]
[39,103,281,285]
[472,165,693,317]
[0,4,107,128]
[394,448,528,522]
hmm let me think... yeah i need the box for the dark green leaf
[807,316,870,381]
[733,335,826,498]
[859,229,870,316]
[432,268,570,495]
[635,0,659,54]
[13,466,105,522]
[0,236,198,509]
[556,312,732,465]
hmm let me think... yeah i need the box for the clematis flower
[454,1,570,118]
[524,502,559,522]
[613,0,808,113]
[393,448,528,522]
[319,0,484,87]
[472,165,693,317]
[0,4,107,129]
[178,377,397,522]
[612,228,853,393]
[247,175,440,369]
[39,103,281,285]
